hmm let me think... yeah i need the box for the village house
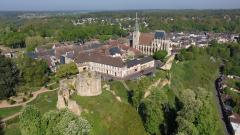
[75,51,155,80]
[229,113,240,135]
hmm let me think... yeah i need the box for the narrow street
[214,75,233,135]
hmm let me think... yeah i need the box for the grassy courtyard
[27,90,58,114]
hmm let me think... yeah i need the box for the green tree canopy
[153,50,168,61]
[16,55,50,87]
[19,106,91,135]
[0,55,19,99]
[19,105,42,135]
[25,36,46,52]
[56,62,79,78]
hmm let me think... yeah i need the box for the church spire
[135,12,139,32]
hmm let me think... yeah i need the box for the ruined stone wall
[76,71,102,96]
[57,79,82,116]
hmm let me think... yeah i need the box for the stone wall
[76,71,102,96]
[57,79,82,116]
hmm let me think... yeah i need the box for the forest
[0,10,240,49]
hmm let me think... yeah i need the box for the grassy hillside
[170,52,225,135]
[71,88,148,135]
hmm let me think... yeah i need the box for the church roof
[139,33,155,45]
[155,31,166,39]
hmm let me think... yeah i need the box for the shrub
[22,97,27,102]
[9,99,16,105]
[28,93,33,98]
[153,50,168,61]
[235,82,240,89]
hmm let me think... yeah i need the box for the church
[131,13,171,55]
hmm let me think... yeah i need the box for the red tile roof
[139,33,155,45]
[55,45,74,59]
[229,113,240,124]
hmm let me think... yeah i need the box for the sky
[0,0,240,11]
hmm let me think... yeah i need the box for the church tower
[133,12,140,48]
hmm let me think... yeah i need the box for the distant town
[0,10,240,135]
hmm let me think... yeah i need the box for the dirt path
[0,87,58,122]
[161,55,175,70]
[1,112,21,122]
[0,87,58,109]
[120,80,130,91]
[144,79,170,98]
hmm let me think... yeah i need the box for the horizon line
[0,8,240,12]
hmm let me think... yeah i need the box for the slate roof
[109,47,121,55]
[66,51,75,59]
[75,52,125,67]
[27,52,38,59]
[55,45,74,59]
[155,30,166,39]
[126,56,154,68]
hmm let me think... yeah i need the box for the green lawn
[4,117,21,135]
[0,106,22,118]
[3,90,58,135]
[71,90,147,135]
[108,81,129,103]
[27,90,58,114]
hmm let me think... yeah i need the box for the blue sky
[0,0,240,11]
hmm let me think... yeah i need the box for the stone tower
[133,12,140,48]
[76,71,102,96]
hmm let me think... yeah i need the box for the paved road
[214,76,233,135]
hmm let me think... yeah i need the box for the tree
[0,55,19,99]
[19,105,42,135]
[3,32,26,48]
[176,117,199,135]
[25,36,45,52]
[236,82,240,89]
[153,50,168,61]
[176,49,194,61]
[56,62,79,78]
[139,89,169,135]
[16,55,50,87]
[19,106,92,135]
[0,117,4,135]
